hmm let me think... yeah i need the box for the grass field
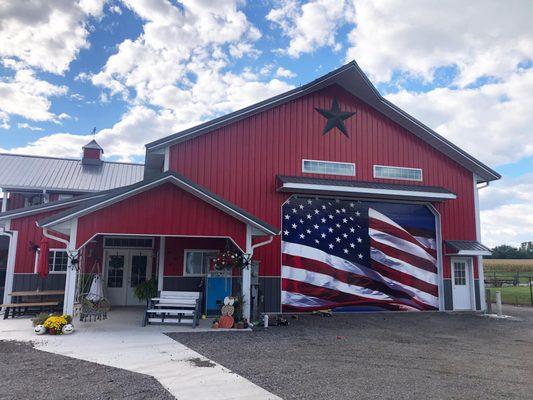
[484,259,533,273]
[483,259,533,306]
[487,286,533,306]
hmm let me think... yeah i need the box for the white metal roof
[0,153,144,193]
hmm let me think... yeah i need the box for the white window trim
[302,159,356,177]
[103,236,154,249]
[183,249,220,277]
[373,165,423,182]
[33,248,68,274]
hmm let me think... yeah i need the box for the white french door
[104,249,152,306]
[452,257,474,310]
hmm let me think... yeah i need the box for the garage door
[281,196,439,312]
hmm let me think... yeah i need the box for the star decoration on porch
[315,97,356,138]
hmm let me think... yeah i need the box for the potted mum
[43,315,70,335]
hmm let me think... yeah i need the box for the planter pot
[235,322,244,329]
[48,328,58,335]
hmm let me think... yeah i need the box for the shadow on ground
[169,306,533,400]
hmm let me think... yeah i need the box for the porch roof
[445,240,492,256]
[37,171,279,236]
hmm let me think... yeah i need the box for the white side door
[104,249,129,306]
[125,250,152,306]
[452,257,473,310]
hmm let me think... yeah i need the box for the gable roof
[83,139,103,151]
[145,61,500,183]
[0,153,144,193]
[37,171,279,236]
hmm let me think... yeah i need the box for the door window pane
[108,255,124,288]
[130,255,147,287]
[454,262,466,285]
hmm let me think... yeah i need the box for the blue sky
[0,0,531,246]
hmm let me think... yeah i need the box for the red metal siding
[10,210,70,273]
[76,183,247,250]
[168,84,477,277]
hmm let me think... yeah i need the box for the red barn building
[0,62,499,320]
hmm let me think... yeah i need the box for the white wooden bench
[143,291,201,327]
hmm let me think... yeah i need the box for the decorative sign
[315,97,356,138]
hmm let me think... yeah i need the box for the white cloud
[0,0,105,74]
[85,0,293,155]
[0,69,68,123]
[17,122,44,131]
[276,67,296,78]
[385,69,533,167]
[267,0,354,57]
[480,174,533,247]
[346,0,533,86]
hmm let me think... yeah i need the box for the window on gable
[373,165,423,181]
[302,159,355,176]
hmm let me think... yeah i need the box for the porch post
[63,218,78,315]
[157,237,165,292]
[1,224,18,305]
[243,225,252,322]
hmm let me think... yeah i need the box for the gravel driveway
[0,341,174,400]
[169,307,533,400]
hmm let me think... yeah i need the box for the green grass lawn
[487,286,533,306]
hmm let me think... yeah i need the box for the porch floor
[0,308,277,400]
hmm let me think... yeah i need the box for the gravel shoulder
[0,341,174,400]
[169,307,533,400]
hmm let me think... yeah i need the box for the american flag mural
[281,196,439,312]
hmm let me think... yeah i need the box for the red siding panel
[169,84,477,277]
[10,209,70,273]
[76,183,247,250]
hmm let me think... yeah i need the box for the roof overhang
[445,240,492,256]
[145,61,500,183]
[38,172,279,236]
[277,176,456,202]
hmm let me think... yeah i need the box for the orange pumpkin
[218,315,234,329]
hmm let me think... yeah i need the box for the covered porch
[36,172,278,323]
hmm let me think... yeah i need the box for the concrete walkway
[0,309,280,400]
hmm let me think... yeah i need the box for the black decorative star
[315,98,356,138]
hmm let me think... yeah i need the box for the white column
[473,174,486,311]
[63,219,78,315]
[242,225,252,321]
[2,226,18,305]
[157,237,165,292]
[1,190,7,212]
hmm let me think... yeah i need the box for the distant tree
[488,245,522,259]
[487,243,533,259]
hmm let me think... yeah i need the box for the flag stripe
[371,239,438,274]
[370,260,439,297]
[283,252,438,306]
[370,247,438,285]
[282,280,432,311]
[370,218,437,258]
[369,228,437,264]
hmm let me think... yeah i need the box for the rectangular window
[373,165,423,181]
[302,159,355,176]
[104,237,153,248]
[48,250,68,273]
[184,250,219,276]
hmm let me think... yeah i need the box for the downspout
[249,235,275,257]
[42,227,70,248]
